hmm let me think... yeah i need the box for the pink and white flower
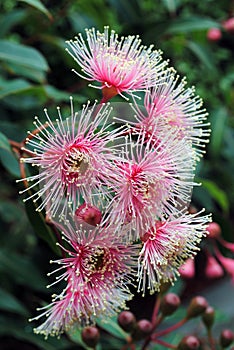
[66,27,167,101]
[18,99,126,219]
[129,69,210,160]
[103,129,196,240]
[30,221,139,337]
[137,210,211,295]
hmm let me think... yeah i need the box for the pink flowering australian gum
[66,26,167,101]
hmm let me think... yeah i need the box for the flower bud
[205,254,224,279]
[186,296,208,319]
[160,293,181,316]
[223,18,234,33]
[202,306,215,329]
[75,203,102,226]
[220,329,234,348]
[81,326,100,348]
[118,311,136,332]
[179,258,195,279]
[131,319,153,340]
[207,28,222,41]
[207,222,221,239]
[177,335,200,350]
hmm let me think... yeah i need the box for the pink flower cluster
[19,27,212,337]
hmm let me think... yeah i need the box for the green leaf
[0,78,32,99]
[0,131,11,152]
[6,62,46,83]
[0,148,20,177]
[0,9,26,37]
[96,315,128,340]
[0,40,49,72]
[0,287,29,316]
[161,0,179,14]
[198,178,229,213]
[209,107,228,157]
[166,16,220,34]
[18,0,52,20]
[187,41,215,71]
[25,196,61,256]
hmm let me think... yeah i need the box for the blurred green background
[0,0,234,349]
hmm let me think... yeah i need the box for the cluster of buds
[18,27,212,338]
[207,16,234,42]
[179,220,234,282]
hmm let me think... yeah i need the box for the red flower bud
[131,319,153,340]
[186,296,208,319]
[177,335,200,350]
[207,222,221,239]
[202,306,215,329]
[207,28,222,41]
[160,293,181,316]
[118,311,136,332]
[75,203,102,226]
[205,254,223,279]
[223,18,234,33]
[220,329,234,348]
[81,326,100,348]
[179,258,195,279]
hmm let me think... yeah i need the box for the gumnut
[202,306,215,329]
[81,326,100,348]
[220,329,234,348]
[160,293,181,316]
[207,28,222,41]
[186,296,208,319]
[179,258,195,279]
[117,311,136,332]
[223,17,234,33]
[131,319,153,340]
[177,335,200,350]
[75,203,102,226]
[207,222,221,239]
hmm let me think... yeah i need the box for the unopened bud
[75,203,102,226]
[160,293,181,316]
[131,319,153,340]
[81,326,100,348]
[177,335,200,350]
[202,306,215,329]
[220,329,234,348]
[223,17,234,33]
[179,258,195,279]
[205,254,223,279]
[186,296,208,319]
[207,28,222,41]
[118,311,136,332]
[207,222,221,239]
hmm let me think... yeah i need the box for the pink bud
[223,17,234,33]
[218,238,234,253]
[179,258,195,279]
[81,326,100,348]
[207,28,222,41]
[75,203,102,226]
[207,222,221,239]
[216,253,234,283]
[205,254,224,279]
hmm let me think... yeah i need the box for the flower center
[62,147,90,183]
[86,248,107,274]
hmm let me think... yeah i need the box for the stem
[153,338,177,349]
[120,337,135,350]
[152,294,161,325]
[153,318,187,339]
[207,329,216,350]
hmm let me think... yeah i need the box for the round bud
[81,326,100,348]
[207,28,222,41]
[160,293,181,316]
[186,296,208,319]
[202,306,215,329]
[207,222,221,239]
[117,311,136,332]
[75,203,102,226]
[223,18,234,33]
[177,335,200,350]
[220,329,234,348]
[131,319,153,340]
